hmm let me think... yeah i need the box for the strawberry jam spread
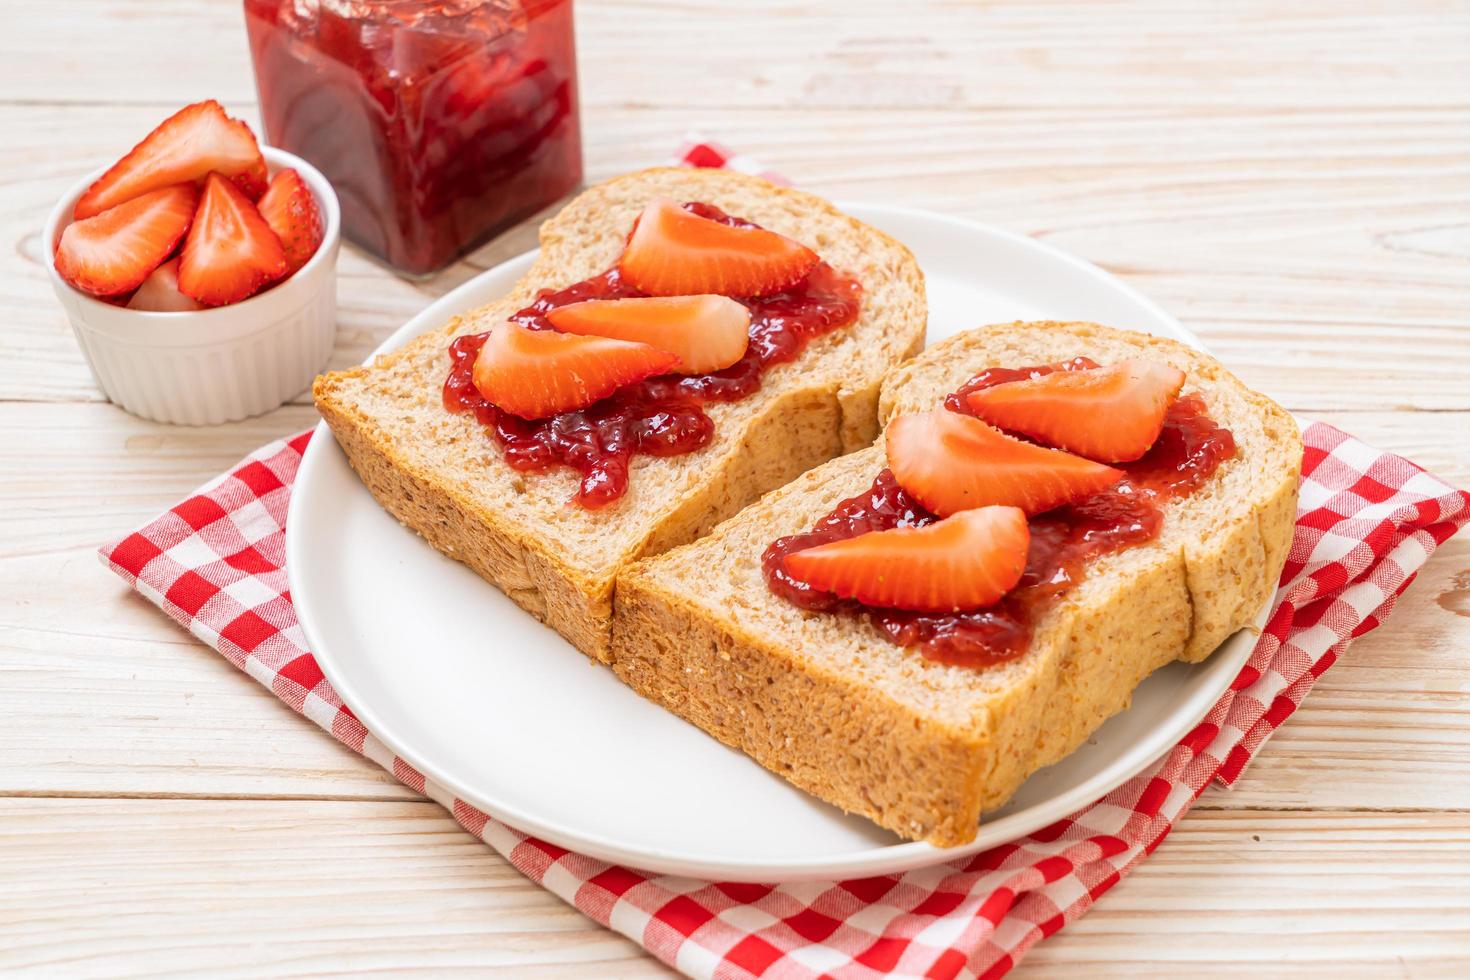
[763,357,1237,669]
[443,203,862,507]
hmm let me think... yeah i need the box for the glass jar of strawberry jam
[243,0,582,277]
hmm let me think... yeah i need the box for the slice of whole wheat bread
[611,321,1301,847]
[313,168,926,659]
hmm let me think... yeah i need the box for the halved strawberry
[618,198,819,298]
[782,505,1030,612]
[257,168,324,275]
[471,321,680,420]
[177,172,289,307]
[966,359,1187,463]
[545,295,750,374]
[886,410,1122,517]
[53,184,198,298]
[75,101,267,220]
[126,257,204,312]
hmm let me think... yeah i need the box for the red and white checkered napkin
[98,143,1470,979]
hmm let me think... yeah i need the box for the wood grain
[0,799,1464,977]
[0,798,673,978]
[1,404,1466,808]
[3,0,1469,976]
[7,103,1468,410]
[7,1,1469,109]
[7,538,1468,809]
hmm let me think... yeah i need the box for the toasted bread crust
[314,168,925,659]
[614,522,992,848]
[314,385,611,653]
[612,322,1302,846]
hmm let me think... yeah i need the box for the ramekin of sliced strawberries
[44,100,340,426]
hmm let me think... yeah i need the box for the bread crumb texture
[314,168,925,659]
[613,321,1301,846]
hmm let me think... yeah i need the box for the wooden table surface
[4,1,1469,975]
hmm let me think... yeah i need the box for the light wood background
[3,1,1469,975]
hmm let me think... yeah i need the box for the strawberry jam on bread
[765,355,1235,668]
[613,321,1300,846]
[441,200,866,508]
[314,168,926,659]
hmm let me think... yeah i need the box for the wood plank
[0,798,672,977]
[1203,408,1470,812]
[0,798,1464,976]
[0,405,320,560]
[3,400,1467,809]
[5,1,1468,109]
[12,541,1464,809]
[1311,410,1470,485]
[7,103,1467,409]
[0,403,407,800]
[578,107,1470,414]
[5,1,1470,971]
[1,403,1461,565]
[6,536,1466,807]
[1016,809,1470,977]
[1198,536,1470,812]
[0,586,412,801]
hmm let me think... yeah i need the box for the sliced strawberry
[966,359,1187,463]
[886,410,1122,517]
[256,168,324,275]
[54,184,198,298]
[618,198,819,298]
[545,295,750,374]
[177,172,288,307]
[782,506,1030,613]
[471,321,680,420]
[75,101,266,220]
[126,257,204,312]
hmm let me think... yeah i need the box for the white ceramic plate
[288,205,1264,882]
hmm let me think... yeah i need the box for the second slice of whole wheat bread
[314,168,925,659]
[611,322,1301,847]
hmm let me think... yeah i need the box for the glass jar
[244,0,582,278]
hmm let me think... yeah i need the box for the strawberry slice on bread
[546,295,751,374]
[257,168,324,275]
[886,410,1122,517]
[472,321,679,420]
[966,358,1186,463]
[177,172,289,307]
[74,100,267,220]
[618,198,819,297]
[781,505,1030,613]
[53,184,198,298]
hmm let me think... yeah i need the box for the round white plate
[288,205,1263,882]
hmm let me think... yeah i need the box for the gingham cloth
[98,143,1470,979]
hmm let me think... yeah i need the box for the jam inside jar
[243,0,583,277]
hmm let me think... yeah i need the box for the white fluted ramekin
[44,146,341,426]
